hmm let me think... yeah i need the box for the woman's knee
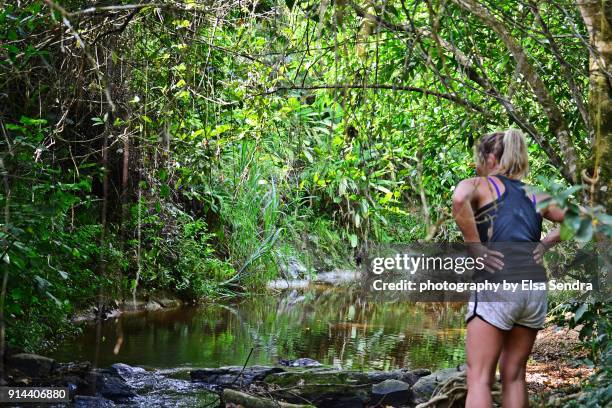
[500,361,525,383]
[467,362,496,387]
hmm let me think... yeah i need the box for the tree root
[415,372,502,408]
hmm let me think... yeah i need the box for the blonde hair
[476,129,529,179]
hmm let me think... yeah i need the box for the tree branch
[450,0,579,181]
[350,1,573,182]
[255,84,491,115]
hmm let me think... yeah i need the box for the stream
[49,283,467,406]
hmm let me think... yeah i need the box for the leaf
[535,197,552,211]
[557,185,584,204]
[46,291,62,307]
[560,213,581,240]
[373,185,391,194]
[575,217,594,242]
[596,213,612,226]
[349,234,358,248]
[360,199,369,215]
[34,275,51,290]
[158,168,168,182]
[574,303,588,322]
[160,185,171,198]
[303,148,313,163]
[338,178,348,195]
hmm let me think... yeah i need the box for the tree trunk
[578,0,612,210]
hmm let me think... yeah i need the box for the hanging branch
[256,84,491,115]
[351,0,576,184]
[43,0,116,112]
[528,1,592,140]
[450,0,579,181]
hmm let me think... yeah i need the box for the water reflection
[51,285,466,371]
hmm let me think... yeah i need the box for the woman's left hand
[533,242,549,265]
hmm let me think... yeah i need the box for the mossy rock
[265,370,371,404]
[265,369,369,387]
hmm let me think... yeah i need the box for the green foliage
[1,1,609,374]
[132,200,235,298]
[537,177,611,405]
[531,176,611,242]
[0,117,114,351]
[549,301,612,407]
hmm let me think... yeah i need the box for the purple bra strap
[532,194,537,206]
[487,176,501,199]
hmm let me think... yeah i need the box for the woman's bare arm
[533,195,566,263]
[452,178,481,243]
[452,178,504,271]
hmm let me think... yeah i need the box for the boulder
[365,368,420,386]
[85,369,136,401]
[121,299,147,312]
[412,365,466,404]
[191,365,284,387]
[56,361,92,377]
[315,270,360,284]
[144,300,162,311]
[223,389,315,408]
[411,368,432,377]
[110,363,146,379]
[370,379,412,406]
[154,298,182,308]
[6,353,56,378]
[51,361,93,393]
[280,257,308,279]
[265,369,370,405]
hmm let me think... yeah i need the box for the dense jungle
[0,0,610,406]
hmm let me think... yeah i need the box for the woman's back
[475,175,542,243]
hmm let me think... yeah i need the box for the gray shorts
[465,287,547,331]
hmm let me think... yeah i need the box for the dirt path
[526,325,593,395]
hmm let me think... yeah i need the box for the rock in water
[412,365,466,404]
[411,368,432,377]
[74,395,116,407]
[154,298,182,308]
[365,368,420,386]
[85,369,136,401]
[265,370,371,405]
[223,389,315,408]
[191,365,284,387]
[278,358,322,367]
[7,353,57,378]
[110,363,146,379]
[280,257,308,279]
[144,300,162,311]
[371,379,412,406]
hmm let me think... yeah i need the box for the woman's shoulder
[454,176,493,189]
[453,177,496,201]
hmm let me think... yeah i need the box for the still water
[51,284,466,371]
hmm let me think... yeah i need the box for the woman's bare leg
[466,317,506,407]
[499,325,538,408]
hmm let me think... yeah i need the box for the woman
[451,129,564,407]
